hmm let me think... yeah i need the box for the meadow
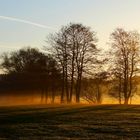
[0,104,139,140]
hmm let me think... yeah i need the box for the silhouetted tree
[48,26,70,103]
[48,23,98,103]
[71,24,97,103]
[109,28,140,104]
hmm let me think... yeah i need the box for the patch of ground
[0,104,139,139]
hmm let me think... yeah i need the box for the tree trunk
[41,89,45,103]
[118,77,122,104]
[45,88,48,104]
[70,74,74,103]
[61,66,65,103]
[65,65,69,103]
[69,55,75,103]
[124,98,129,105]
[76,75,80,103]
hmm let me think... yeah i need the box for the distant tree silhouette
[1,47,47,74]
[0,47,61,103]
[81,72,108,104]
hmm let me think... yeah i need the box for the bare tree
[48,26,70,103]
[110,28,140,104]
[48,23,98,103]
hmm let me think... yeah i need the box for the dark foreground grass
[0,104,139,140]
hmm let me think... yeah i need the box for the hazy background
[0,0,140,105]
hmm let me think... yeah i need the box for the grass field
[0,104,139,140]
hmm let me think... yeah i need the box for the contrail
[0,16,56,30]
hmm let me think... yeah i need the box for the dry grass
[0,104,139,139]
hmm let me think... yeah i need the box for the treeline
[0,23,140,104]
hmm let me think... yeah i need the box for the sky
[0,0,140,53]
